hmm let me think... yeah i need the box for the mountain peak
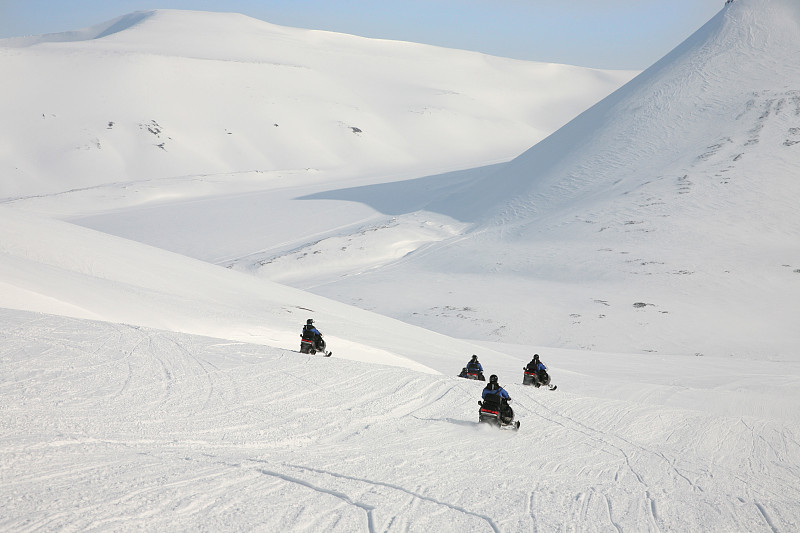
[406,0,800,358]
[0,10,158,47]
[89,11,157,40]
[467,0,800,225]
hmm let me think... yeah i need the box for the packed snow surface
[3,309,800,532]
[1,0,800,531]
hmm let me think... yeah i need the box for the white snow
[1,1,799,531]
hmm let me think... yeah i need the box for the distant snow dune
[0,9,634,199]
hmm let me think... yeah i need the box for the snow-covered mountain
[0,7,633,365]
[251,0,800,359]
[2,1,799,531]
[44,1,799,360]
[0,9,633,199]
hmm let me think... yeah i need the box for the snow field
[3,309,799,532]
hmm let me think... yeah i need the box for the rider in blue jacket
[482,375,513,422]
[466,354,483,373]
[301,319,324,351]
[482,375,510,400]
[525,354,549,387]
[526,354,546,373]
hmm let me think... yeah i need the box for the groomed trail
[3,309,799,532]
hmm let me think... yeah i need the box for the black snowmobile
[522,368,556,390]
[459,368,486,381]
[300,332,331,356]
[478,395,520,430]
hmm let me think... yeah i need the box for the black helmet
[471,354,478,361]
[489,374,498,384]
[307,319,314,325]
[533,353,539,361]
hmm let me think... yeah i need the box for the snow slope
[259,0,800,359]
[3,309,799,532]
[53,1,800,360]
[0,9,634,199]
[0,207,524,374]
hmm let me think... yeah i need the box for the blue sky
[0,0,724,69]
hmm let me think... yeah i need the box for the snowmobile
[300,335,331,357]
[478,396,520,430]
[459,369,486,381]
[522,368,556,390]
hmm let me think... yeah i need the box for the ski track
[509,386,800,532]
[259,463,501,533]
[2,309,800,532]
[251,466,377,533]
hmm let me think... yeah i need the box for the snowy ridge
[0,208,523,375]
[478,0,800,220]
[0,9,634,199]
[0,11,154,46]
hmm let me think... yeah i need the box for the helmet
[306,319,314,325]
[533,353,539,361]
[489,374,498,384]
[471,354,478,361]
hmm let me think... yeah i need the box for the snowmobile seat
[481,394,503,411]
